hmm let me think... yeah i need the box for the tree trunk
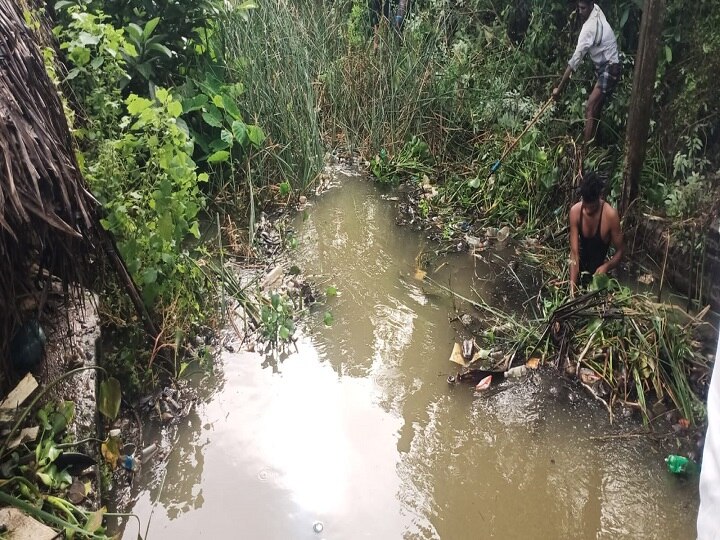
[620,0,666,217]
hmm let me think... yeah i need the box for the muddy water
[122,173,698,539]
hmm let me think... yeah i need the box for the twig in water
[581,382,613,424]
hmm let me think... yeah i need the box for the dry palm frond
[0,0,100,386]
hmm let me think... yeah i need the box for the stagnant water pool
[118,172,699,539]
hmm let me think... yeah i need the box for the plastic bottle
[120,454,139,472]
[665,454,696,475]
[504,365,527,379]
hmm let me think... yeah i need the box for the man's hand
[594,263,609,275]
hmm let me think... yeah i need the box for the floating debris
[474,375,493,392]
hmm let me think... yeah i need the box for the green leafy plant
[89,88,208,309]
[260,293,295,343]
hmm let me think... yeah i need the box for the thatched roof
[0,0,99,379]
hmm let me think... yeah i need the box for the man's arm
[595,207,624,274]
[553,65,573,99]
[569,205,580,293]
[554,20,596,98]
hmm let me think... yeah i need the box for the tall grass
[215,1,327,190]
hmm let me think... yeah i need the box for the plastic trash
[504,365,527,379]
[120,454,139,473]
[462,339,474,360]
[665,454,696,475]
[141,443,158,462]
[475,375,492,392]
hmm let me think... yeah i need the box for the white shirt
[568,4,620,71]
[698,300,720,537]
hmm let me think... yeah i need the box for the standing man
[569,172,624,293]
[553,0,621,145]
[369,0,409,32]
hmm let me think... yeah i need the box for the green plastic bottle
[665,454,696,475]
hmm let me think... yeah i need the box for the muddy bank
[632,214,720,310]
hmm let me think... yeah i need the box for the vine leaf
[98,378,122,420]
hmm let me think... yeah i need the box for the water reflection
[120,173,698,540]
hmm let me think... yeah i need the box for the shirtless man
[569,172,624,293]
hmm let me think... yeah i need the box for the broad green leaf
[323,311,334,326]
[279,326,290,341]
[155,88,169,103]
[288,265,301,275]
[326,286,337,297]
[143,17,161,39]
[49,401,75,436]
[189,222,200,238]
[98,378,122,420]
[247,125,266,146]
[167,100,182,118]
[182,94,208,113]
[232,120,248,145]
[207,150,230,163]
[279,181,290,196]
[222,95,242,120]
[468,177,481,189]
[220,129,234,147]
[142,268,158,284]
[126,23,143,42]
[202,110,223,128]
[127,96,152,115]
[590,273,610,291]
[212,95,225,108]
[148,42,173,58]
[77,32,100,46]
[158,212,173,241]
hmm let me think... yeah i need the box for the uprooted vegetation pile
[445,278,711,425]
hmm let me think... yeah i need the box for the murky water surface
[122,173,698,539]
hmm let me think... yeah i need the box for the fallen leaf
[678,418,690,429]
[84,507,106,533]
[7,426,39,450]
[449,343,467,367]
[68,479,85,504]
[101,436,121,470]
[414,268,427,281]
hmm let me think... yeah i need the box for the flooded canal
[120,173,699,539]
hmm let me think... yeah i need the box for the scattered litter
[474,375,492,392]
[449,343,467,367]
[579,368,601,385]
[120,454,139,473]
[462,339,474,360]
[665,454,696,475]
[141,443,158,463]
[504,365,527,379]
[496,226,511,243]
[0,507,57,540]
[526,357,541,369]
[313,521,324,533]
[7,426,39,450]
[637,273,655,285]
